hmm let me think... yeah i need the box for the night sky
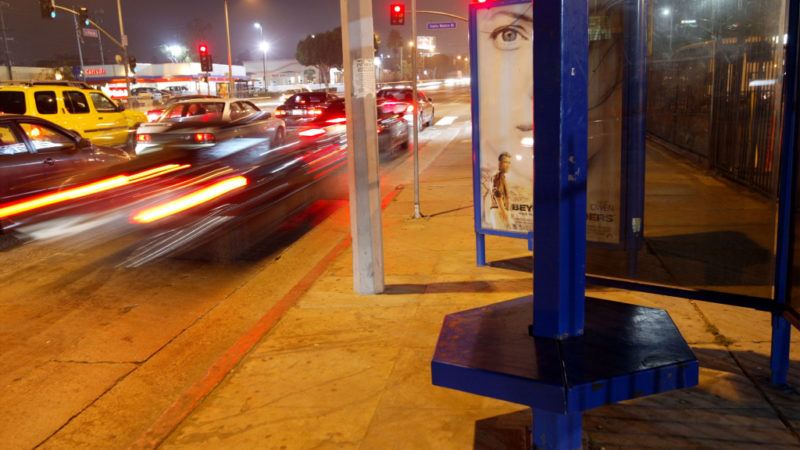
[3,0,470,66]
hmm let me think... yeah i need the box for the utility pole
[224,0,234,98]
[0,1,12,80]
[339,0,384,294]
[411,0,422,218]
[116,0,131,104]
[72,9,86,81]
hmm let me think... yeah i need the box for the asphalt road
[0,84,472,449]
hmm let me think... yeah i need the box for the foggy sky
[2,0,470,66]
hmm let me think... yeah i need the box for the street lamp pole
[224,0,234,98]
[255,23,268,94]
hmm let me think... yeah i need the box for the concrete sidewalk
[158,130,800,449]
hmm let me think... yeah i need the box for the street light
[254,22,268,93]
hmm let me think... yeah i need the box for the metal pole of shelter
[532,0,589,340]
[411,0,422,219]
[224,0,234,98]
[115,0,131,105]
[770,0,800,386]
[531,1,589,446]
[339,0,385,295]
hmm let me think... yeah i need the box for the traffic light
[390,3,405,26]
[198,44,213,72]
[78,7,90,27]
[39,0,55,19]
[128,55,137,73]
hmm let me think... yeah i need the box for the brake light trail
[131,176,249,224]
[0,164,190,219]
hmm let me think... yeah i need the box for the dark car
[146,95,220,122]
[274,91,340,127]
[377,88,435,128]
[134,99,286,155]
[0,115,130,233]
[297,99,409,154]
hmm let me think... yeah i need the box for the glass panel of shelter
[584,0,788,300]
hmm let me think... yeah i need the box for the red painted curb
[129,186,404,449]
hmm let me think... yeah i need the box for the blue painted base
[431,297,699,414]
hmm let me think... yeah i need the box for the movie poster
[475,1,623,244]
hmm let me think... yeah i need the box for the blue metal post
[622,0,648,277]
[771,0,800,386]
[533,410,582,450]
[532,0,589,339]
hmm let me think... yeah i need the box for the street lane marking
[435,116,458,127]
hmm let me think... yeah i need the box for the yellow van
[0,81,146,148]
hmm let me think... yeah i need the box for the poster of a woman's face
[475,0,623,243]
[477,2,534,233]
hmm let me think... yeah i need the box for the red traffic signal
[390,3,405,26]
[198,44,209,55]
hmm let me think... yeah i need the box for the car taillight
[137,134,151,143]
[325,117,347,124]
[274,109,286,117]
[299,128,327,138]
[310,108,323,116]
[131,176,249,224]
[406,104,415,113]
[193,133,215,143]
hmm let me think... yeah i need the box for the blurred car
[145,95,220,122]
[277,87,312,105]
[297,99,409,153]
[377,88,435,128]
[131,87,164,103]
[0,115,130,205]
[0,81,146,148]
[274,91,340,127]
[134,98,286,155]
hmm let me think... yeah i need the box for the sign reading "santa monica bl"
[427,22,457,30]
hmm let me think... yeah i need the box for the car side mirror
[77,138,92,149]
[115,100,126,112]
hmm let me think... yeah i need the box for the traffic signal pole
[115,0,131,105]
[340,0,385,295]
[71,9,86,81]
[411,0,422,219]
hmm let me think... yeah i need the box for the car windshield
[162,102,225,122]
[377,89,413,102]
[285,93,327,106]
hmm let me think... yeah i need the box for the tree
[296,27,343,85]
[296,27,381,85]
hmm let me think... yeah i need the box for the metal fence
[647,36,785,196]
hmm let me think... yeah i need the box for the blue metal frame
[470,0,534,267]
[620,0,648,273]
[771,0,800,386]
[532,0,589,339]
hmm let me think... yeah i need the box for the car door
[0,122,44,200]
[88,91,129,147]
[61,90,101,142]
[18,120,87,188]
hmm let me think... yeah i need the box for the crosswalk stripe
[435,116,458,127]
